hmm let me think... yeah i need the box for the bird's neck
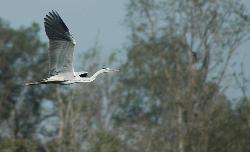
[80,69,105,82]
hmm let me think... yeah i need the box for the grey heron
[26,11,118,85]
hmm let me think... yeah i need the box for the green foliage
[110,0,250,151]
[0,138,37,152]
[0,19,55,138]
[89,130,130,152]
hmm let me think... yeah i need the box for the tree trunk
[178,106,184,152]
[56,88,65,152]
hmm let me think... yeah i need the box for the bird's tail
[25,79,47,85]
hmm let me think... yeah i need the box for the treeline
[0,0,250,152]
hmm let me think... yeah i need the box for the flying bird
[26,11,119,85]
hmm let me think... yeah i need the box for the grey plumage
[44,10,75,76]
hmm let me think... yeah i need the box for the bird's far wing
[44,10,76,76]
[74,71,88,77]
[79,72,88,77]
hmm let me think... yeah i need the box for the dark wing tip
[44,10,73,41]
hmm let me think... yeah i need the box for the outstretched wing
[44,10,76,76]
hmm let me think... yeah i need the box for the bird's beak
[110,69,120,72]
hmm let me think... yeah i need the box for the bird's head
[102,67,119,73]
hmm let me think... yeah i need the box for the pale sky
[0,0,249,99]
[0,0,127,55]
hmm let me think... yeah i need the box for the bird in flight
[26,11,119,85]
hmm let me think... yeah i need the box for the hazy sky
[0,0,249,99]
[0,0,249,58]
[0,0,127,54]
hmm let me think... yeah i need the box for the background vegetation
[0,0,250,152]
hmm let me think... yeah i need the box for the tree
[110,0,250,151]
[0,18,56,150]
